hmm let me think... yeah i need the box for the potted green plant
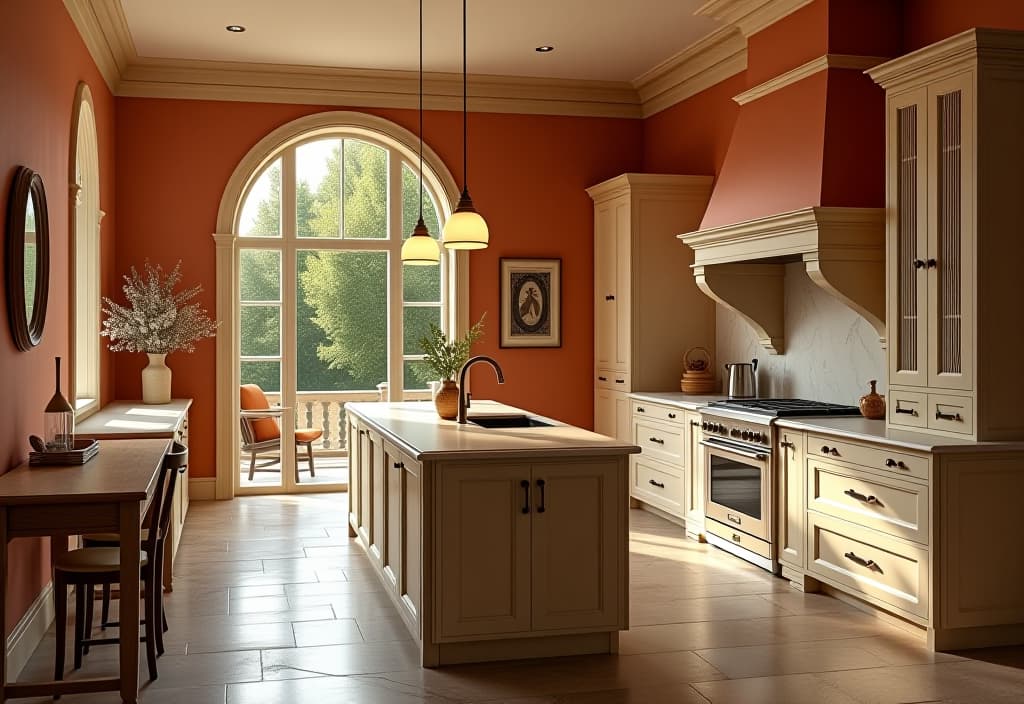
[414,314,485,419]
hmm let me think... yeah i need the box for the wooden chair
[53,442,187,683]
[240,384,322,483]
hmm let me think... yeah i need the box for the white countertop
[346,401,640,461]
[76,399,192,439]
[628,391,728,410]
[774,416,1024,454]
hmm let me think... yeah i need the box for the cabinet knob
[605,294,615,301]
[912,258,926,269]
[926,258,938,269]
[393,462,404,469]
[668,412,676,419]
[820,445,830,454]
[648,478,665,489]
[637,407,645,413]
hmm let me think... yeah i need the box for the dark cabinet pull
[598,376,608,382]
[520,480,530,514]
[648,436,665,445]
[820,445,830,454]
[935,409,963,422]
[393,462,404,470]
[731,533,742,543]
[894,406,917,416]
[605,294,615,301]
[927,258,937,269]
[830,448,840,457]
[884,458,908,470]
[637,407,645,413]
[537,479,546,513]
[844,488,879,505]
[614,379,625,384]
[648,479,665,489]
[668,412,677,419]
[820,445,840,456]
[844,551,880,571]
[690,420,700,427]
[912,258,926,269]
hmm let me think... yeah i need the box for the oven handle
[700,438,769,462]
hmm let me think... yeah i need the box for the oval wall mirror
[5,166,49,350]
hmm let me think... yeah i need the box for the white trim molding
[6,581,55,681]
[634,27,748,117]
[734,54,890,105]
[681,207,886,353]
[696,0,815,37]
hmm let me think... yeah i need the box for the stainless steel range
[699,399,861,573]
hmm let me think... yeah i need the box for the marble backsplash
[715,261,886,405]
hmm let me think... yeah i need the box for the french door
[235,135,447,495]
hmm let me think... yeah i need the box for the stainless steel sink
[467,415,553,429]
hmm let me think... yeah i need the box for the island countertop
[345,400,640,461]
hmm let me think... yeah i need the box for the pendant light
[442,0,489,250]
[401,0,441,265]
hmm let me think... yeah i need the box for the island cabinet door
[358,427,374,545]
[347,418,360,533]
[370,432,387,566]
[531,460,621,631]
[437,464,532,639]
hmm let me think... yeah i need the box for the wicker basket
[680,347,718,394]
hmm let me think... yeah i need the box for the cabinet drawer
[889,389,927,429]
[928,394,974,436]
[596,369,630,391]
[705,517,771,560]
[807,459,929,545]
[631,401,683,426]
[634,418,683,464]
[631,456,683,516]
[807,512,928,621]
[807,434,929,482]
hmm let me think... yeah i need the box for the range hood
[679,56,888,355]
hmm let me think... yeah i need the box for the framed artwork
[499,258,561,348]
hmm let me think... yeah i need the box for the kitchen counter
[774,416,1024,453]
[628,391,727,410]
[347,400,639,461]
[344,401,633,667]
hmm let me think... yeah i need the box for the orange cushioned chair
[240,384,322,482]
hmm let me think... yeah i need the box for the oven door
[702,437,772,542]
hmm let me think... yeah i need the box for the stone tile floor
[15,493,1024,703]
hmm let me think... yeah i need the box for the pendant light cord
[462,0,468,190]
[418,0,424,221]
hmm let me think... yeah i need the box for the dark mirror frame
[5,166,49,351]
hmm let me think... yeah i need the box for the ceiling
[120,0,723,83]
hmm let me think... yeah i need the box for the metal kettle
[724,358,758,398]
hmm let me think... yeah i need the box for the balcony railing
[260,388,431,455]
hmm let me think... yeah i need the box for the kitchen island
[344,401,639,666]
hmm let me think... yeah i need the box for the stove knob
[730,428,741,438]
[710,423,720,433]
[741,430,751,440]
[755,432,764,443]
[701,421,708,431]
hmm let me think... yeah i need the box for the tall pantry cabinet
[586,174,715,440]
[870,29,1024,441]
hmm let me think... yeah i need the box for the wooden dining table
[0,438,170,703]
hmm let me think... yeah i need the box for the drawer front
[631,456,683,516]
[634,418,683,465]
[597,368,631,391]
[928,393,974,436]
[889,389,928,429]
[705,517,771,559]
[807,459,929,545]
[807,434,929,482]
[631,401,684,426]
[807,512,929,620]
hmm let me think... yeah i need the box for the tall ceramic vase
[434,380,459,420]
[142,353,172,404]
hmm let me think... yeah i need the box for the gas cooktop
[707,398,861,418]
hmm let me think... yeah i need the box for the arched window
[214,112,464,496]
[70,82,102,416]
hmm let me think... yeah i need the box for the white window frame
[213,111,466,500]
[69,82,102,419]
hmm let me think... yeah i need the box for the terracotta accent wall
[903,0,1024,52]
[746,0,829,85]
[0,0,116,636]
[114,99,642,475]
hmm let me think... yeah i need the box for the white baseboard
[189,477,217,501]
[6,581,55,680]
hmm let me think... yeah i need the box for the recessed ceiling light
[226,25,246,33]
[535,46,554,53]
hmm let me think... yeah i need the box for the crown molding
[696,0,815,38]
[586,173,715,203]
[633,27,747,117]
[733,53,888,104]
[63,0,133,90]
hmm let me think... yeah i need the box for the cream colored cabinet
[346,413,359,537]
[587,174,715,432]
[437,459,624,639]
[871,30,1024,440]
[383,441,421,629]
[776,430,805,573]
[594,386,630,442]
[682,410,705,540]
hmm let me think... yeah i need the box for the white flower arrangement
[101,261,217,354]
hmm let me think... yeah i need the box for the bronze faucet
[457,355,505,424]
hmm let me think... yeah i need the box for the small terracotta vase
[859,379,886,420]
[434,380,459,420]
